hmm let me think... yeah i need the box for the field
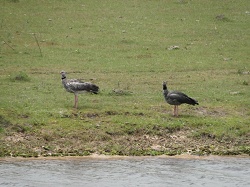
[0,0,249,157]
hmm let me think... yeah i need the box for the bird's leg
[76,95,78,108]
[173,105,179,117]
[74,94,78,108]
[173,105,177,116]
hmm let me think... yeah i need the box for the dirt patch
[195,106,228,117]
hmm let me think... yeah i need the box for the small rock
[242,71,250,75]
[230,91,240,95]
[167,46,180,50]
[223,57,232,61]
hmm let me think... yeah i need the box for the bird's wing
[67,79,82,83]
[168,91,190,102]
[66,80,99,93]
[168,91,198,105]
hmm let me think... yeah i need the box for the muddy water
[0,156,249,187]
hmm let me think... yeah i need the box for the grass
[0,0,249,157]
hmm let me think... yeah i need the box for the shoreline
[0,153,249,162]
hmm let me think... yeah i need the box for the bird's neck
[163,84,167,90]
[61,78,68,90]
[61,76,67,86]
[61,75,66,80]
[163,84,169,95]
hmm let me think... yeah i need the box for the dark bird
[163,81,198,116]
[60,71,99,108]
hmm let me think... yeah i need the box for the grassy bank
[0,0,249,157]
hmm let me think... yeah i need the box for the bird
[60,71,99,108]
[162,81,198,116]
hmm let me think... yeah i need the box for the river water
[0,155,249,187]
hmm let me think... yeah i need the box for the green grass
[0,0,249,157]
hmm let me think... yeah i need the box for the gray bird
[163,81,198,116]
[60,71,99,108]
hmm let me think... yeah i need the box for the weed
[9,71,30,82]
[242,81,248,85]
[0,115,12,128]
[7,0,19,3]
[215,15,231,22]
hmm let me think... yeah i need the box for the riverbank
[1,126,249,158]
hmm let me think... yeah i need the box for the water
[0,156,249,187]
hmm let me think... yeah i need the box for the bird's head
[60,71,67,79]
[60,70,66,75]
[162,81,167,90]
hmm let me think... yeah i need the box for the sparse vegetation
[0,0,249,157]
[9,71,30,82]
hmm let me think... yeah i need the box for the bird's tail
[187,97,199,105]
[90,84,99,94]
